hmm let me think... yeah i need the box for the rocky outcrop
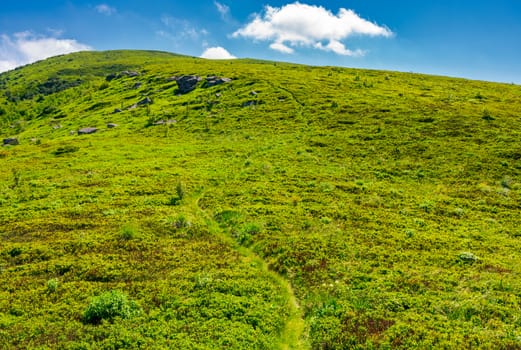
[3,138,19,146]
[205,76,232,87]
[78,127,98,135]
[120,71,139,77]
[243,101,257,107]
[106,71,140,81]
[137,97,152,106]
[152,119,177,126]
[176,76,202,94]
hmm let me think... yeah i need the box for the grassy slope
[1,50,521,349]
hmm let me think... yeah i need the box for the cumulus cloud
[200,46,236,59]
[95,4,116,16]
[214,1,230,20]
[0,32,92,73]
[233,2,392,56]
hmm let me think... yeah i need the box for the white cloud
[270,42,293,54]
[201,47,236,59]
[214,1,230,20]
[0,60,18,72]
[160,15,208,41]
[95,4,116,16]
[0,32,92,73]
[233,2,392,56]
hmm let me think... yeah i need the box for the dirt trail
[193,195,309,349]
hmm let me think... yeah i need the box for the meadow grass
[1,50,521,348]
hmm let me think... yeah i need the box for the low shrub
[83,290,141,324]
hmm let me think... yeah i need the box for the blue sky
[1,1,520,83]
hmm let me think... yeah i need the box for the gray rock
[242,100,256,107]
[107,123,118,128]
[120,70,139,77]
[137,97,152,105]
[205,76,232,88]
[176,75,202,94]
[3,138,19,146]
[250,91,258,96]
[113,108,122,113]
[152,119,177,126]
[106,73,116,81]
[133,82,143,89]
[78,127,98,135]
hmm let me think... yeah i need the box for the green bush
[119,224,139,240]
[46,278,59,293]
[83,290,141,324]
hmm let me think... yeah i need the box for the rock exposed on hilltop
[137,97,152,105]
[152,119,177,126]
[78,127,98,135]
[176,76,202,94]
[106,71,140,82]
[121,71,139,77]
[128,97,152,110]
[204,76,232,88]
[3,138,19,146]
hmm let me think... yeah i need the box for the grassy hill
[1,50,521,349]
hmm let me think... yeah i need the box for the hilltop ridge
[1,50,521,349]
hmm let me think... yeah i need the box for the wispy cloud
[159,15,208,44]
[95,4,117,16]
[214,1,230,21]
[201,46,236,59]
[233,2,392,56]
[0,32,92,72]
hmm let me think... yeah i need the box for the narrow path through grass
[192,194,310,349]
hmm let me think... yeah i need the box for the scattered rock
[250,91,258,96]
[107,123,118,128]
[78,127,98,135]
[152,119,177,126]
[205,76,232,88]
[106,73,117,82]
[243,100,257,107]
[3,138,19,146]
[137,97,152,106]
[133,82,143,89]
[120,70,139,77]
[215,93,222,98]
[106,71,140,81]
[113,108,122,114]
[52,124,61,130]
[176,75,202,94]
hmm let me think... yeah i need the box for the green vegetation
[83,290,141,324]
[1,50,521,348]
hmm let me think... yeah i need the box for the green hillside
[1,50,521,349]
